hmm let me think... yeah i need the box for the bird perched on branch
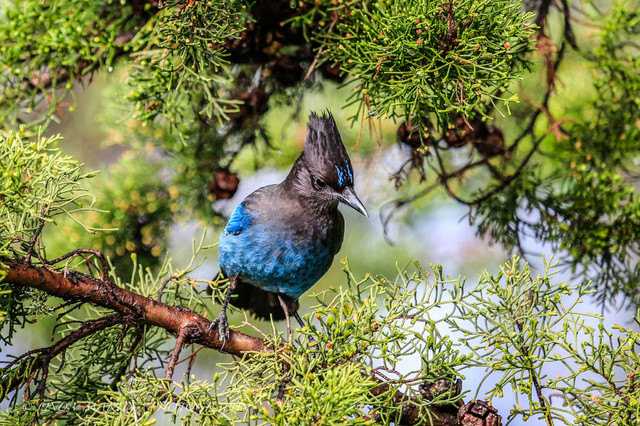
[212,111,368,340]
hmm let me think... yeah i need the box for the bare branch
[47,249,111,283]
[2,259,269,356]
[164,327,190,380]
[0,313,124,402]
[157,275,177,303]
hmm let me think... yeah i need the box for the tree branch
[2,259,267,356]
[369,376,460,426]
[1,313,124,402]
[164,327,189,380]
[1,258,497,425]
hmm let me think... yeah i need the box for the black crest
[303,111,354,189]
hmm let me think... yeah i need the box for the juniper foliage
[1,1,640,424]
[1,135,637,422]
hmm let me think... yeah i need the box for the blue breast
[218,201,341,299]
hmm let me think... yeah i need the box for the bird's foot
[209,311,230,345]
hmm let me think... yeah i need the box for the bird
[211,111,368,341]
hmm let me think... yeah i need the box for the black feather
[228,279,298,320]
[303,111,354,190]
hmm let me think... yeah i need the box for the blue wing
[224,203,253,235]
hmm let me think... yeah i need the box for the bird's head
[287,111,368,217]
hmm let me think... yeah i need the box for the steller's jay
[211,111,368,340]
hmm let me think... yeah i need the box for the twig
[235,311,270,340]
[157,275,177,302]
[125,326,146,380]
[54,301,84,320]
[185,344,198,377]
[379,183,439,244]
[23,204,48,265]
[304,12,339,80]
[175,344,205,379]
[1,313,124,403]
[469,129,555,206]
[47,249,111,283]
[165,327,190,380]
[432,147,472,206]
[43,412,66,426]
[509,40,567,154]
[355,93,368,151]
[51,320,84,340]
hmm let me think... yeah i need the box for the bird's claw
[209,311,230,345]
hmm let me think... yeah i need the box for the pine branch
[1,258,496,425]
[23,29,139,92]
[1,259,266,356]
[0,313,124,402]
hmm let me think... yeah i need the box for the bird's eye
[315,178,327,189]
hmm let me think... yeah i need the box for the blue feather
[335,162,353,189]
[224,203,252,236]
[219,217,340,298]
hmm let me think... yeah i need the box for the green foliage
[585,0,640,163]
[293,0,535,128]
[125,0,248,127]
[449,257,591,423]
[445,256,640,424]
[0,128,94,260]
[555,320,640,425]
[0,0,150,128]
[48,154,178,275]
[474,0,640,303]
[77,374,225,425]
[3,251,636,424]
[0,129,96,342]
[0,0,249,130]
[0,0,537,132]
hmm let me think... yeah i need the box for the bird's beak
[339,187,368,217]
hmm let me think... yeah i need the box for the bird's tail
[210,272,299,320]
[227,279,298,321]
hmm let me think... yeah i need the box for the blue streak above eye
[335,163,353,188]
[224,203,252,235]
